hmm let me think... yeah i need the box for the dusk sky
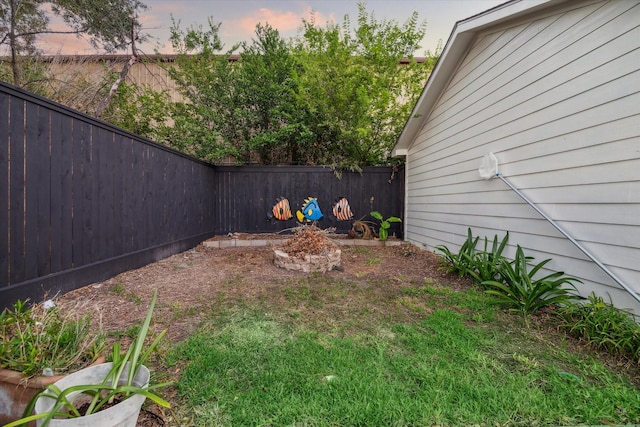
[42,0,507,56]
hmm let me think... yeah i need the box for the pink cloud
[238,8,299,33]
[38,6,97,54]
[231,6,331,37]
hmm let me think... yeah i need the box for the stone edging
[202,238,403,249]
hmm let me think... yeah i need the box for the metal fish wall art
[296,197,323,222]
[268,197,293,221]
[332,197,354,221]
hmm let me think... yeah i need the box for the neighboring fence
[0,82,217,308]
[0,82,404,309]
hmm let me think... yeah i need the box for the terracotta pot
[0,357,105,426]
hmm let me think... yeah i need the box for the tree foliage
[160,18,242,161]
[291,5,432,168]
[52,0,147,52]
[1,1,436,169]
[162,3,434,168]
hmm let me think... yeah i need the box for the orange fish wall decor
[332,197,354,221]
[268,197,293,221]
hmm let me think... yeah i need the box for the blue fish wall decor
[296,197,323,222]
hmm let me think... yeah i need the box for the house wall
[45,56,185,103]
[404,0,640,311]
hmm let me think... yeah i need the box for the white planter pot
[34,363,149,427]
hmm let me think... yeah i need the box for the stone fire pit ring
[273,248,341,273]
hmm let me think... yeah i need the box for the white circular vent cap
[478,152,499,180]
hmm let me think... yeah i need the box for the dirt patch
[56,239,450,343]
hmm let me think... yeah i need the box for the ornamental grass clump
[0,299,104,378]
[558,293,640,362]
[6,290,171,427]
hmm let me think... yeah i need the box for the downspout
[403,155,410,241]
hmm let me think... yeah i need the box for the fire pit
[273,225,341,273]
[273,248,341,273]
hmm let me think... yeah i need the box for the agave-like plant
[467,231,509,284]
[434,227,479,277]
[482,245,581,323]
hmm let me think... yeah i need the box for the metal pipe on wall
[478,152,640,305]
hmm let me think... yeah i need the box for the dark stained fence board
[97,126,111,261]
[9,98,25,284]
[89,124,100,263]
[0,81,403,310]
[211,166,404,236]
[112,133,124,257]
[71,119,87,268]
[0,93,8,287]
[50,110,72,273]
[82,120,95,266]
[124,136,138,254]
[35,105,51,278]
[24,102,42,281]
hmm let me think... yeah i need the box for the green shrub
[0,300,104,377]
[468,231,509,284]
[482,245,581,321]
[558,293,640,361]
[434,228,478,277]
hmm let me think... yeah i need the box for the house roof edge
[392,0,569,157]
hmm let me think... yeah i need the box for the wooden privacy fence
[0,82,404,309]
[0,82,217,308]
[212,166,404,236]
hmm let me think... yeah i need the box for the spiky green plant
[434,227,478,277]
[6,290,171,427]
[482,245,581,322]
[0,300,104,378]
[468,231,509,284]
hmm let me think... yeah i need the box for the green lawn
[162,277,640,426]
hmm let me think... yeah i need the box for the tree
[0,0,48,87]
[160,3,434,168]
[165,20,313,164]
[0,0,148,110]
[101,79,172,142]
[161,18,243,161]
[292,4,432,169]
[236,23,313,164]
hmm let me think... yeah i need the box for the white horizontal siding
[423,1,637,142]
[404,0,640,312]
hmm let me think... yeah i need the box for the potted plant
[0,299,105,425]
[5,290,171,427]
